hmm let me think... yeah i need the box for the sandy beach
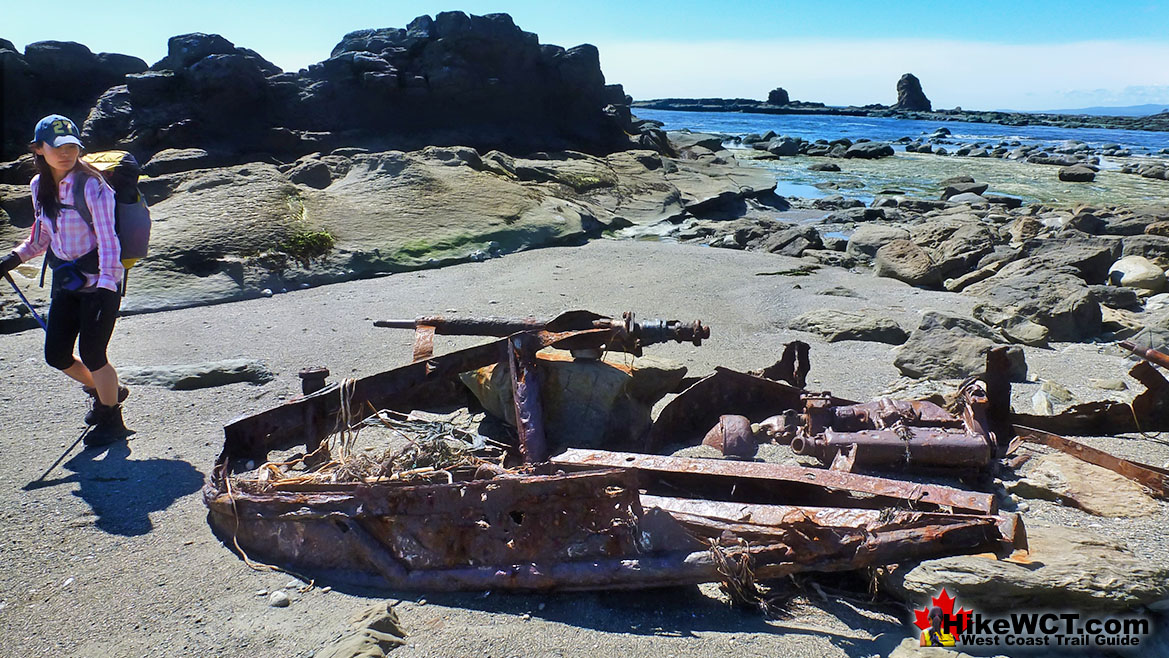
[0,237,1165,657]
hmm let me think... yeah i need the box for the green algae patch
[751,152,1169,209]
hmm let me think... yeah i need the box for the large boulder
[758,225,822,256]
[964,260,1102,341]
[1121,234,1169,269]
[932,224,998,279]
[1009,452,1158,518]
[844,142,895,159]
[893,73,931,111]
[151,33,238,70]
[765,137,800,157]
[1019,232,1120,283]
[846,224,910,260]
[972,304,1050,347]
[940,181,988,200]
[1107,255,1166,292]
[893,312,1026,380]
[789,309,908,344]
[874,239,944,288]
[884,523,1169,611]
[1059,165,1097,182]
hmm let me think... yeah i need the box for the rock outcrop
[2,12,649,161]
[1,39,147,157]
[885,523,1169,611]
[766,87,789,105]
[893,73,931,111]
[0,143,776,328]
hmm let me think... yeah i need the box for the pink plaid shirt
[16,171,123,292]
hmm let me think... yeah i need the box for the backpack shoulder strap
[70,171,95,228]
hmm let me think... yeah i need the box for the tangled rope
[331,378,360,460]
[709,538,772,615]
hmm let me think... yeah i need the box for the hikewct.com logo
[914,588,1151,649]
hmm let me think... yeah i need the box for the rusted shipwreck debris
[206,310,1025,592]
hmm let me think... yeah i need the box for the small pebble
[254,590,268,597]
[260,289,274,298]
[1016,501,1030,513]
[417,598,427,606]
[521,613,531,620]
[285,580,300,589]
[268,591,291,607]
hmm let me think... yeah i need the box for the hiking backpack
[37,150,152,294]
[74,151,152,270]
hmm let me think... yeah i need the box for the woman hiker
[0,114,129,447]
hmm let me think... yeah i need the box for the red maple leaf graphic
[913,588,969,633]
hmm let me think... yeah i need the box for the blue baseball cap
[33,114,84,148]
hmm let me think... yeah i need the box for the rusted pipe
[791,427,995,470]
[376,315,547,336]
[1119,340,1169,370]
[297,367,330,396]
[826,399,959,432]
[374,311,710,350]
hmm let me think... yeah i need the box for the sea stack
[894,73,931,111]
[767,87,790,105]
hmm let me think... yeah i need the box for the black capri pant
[44,288,121,372]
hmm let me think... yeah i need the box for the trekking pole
[3,272,47,331]
[24,426,90,488]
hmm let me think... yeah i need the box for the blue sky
[5,1,1169,110]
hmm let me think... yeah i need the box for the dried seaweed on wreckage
[228,405,511,494]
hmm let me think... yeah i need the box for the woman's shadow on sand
[24,439,204,536]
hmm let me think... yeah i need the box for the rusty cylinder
[702,415,757,458]
[790,427,995,469]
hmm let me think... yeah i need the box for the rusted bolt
[298,367,330,395]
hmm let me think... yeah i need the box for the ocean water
[634,108,1169,154]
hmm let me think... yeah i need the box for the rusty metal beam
[508,332,548,463]
[1013,425,1169,498]
[984,347,1015,445]
[641,495,1023,549]
[551,449,996,514]
[335,515,1002,591]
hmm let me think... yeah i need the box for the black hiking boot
[83,403,129,448]
[83,385,129,425]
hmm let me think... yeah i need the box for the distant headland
[634,73,1169,133]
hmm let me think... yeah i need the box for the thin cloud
[596,39,1169,111]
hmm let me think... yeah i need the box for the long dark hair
[31,147,108,222]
